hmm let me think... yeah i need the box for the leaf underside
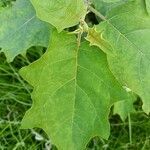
[20,30,132,150]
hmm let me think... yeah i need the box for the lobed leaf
[20,30,132,150]
[87,0,150,113]
[0,0,51,62]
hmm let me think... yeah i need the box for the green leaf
[87,0,150,113]
[114,99,135,121]
[114,92,135,120]
[92,0,133,16]
[20,30,132,150]
[30,0,87,32]
[0,0,51,62]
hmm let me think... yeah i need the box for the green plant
[0,0,150,149]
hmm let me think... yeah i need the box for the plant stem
[88,6,106,21]
[128,113,132,144]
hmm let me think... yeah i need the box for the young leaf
[0,0,51,62]
[87,0,150,113]
[20,30,132,150]
[30,0,87,32]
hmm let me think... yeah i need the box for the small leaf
[0,0,51,62]
[30,0,87,32]
[85,27,113,54]
[114,96,135,121]
[20,30,132,150]
[87,0,150,113]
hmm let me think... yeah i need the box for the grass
[0,49,51,150]
[0,0,150,149]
